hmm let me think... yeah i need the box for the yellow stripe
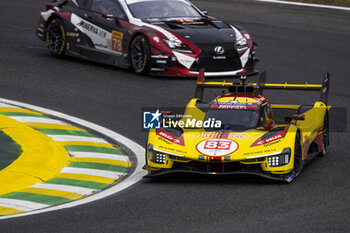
[22,187,83,200]
[262,83,322,88]
[0,107,42,114]
[27,123,87,131]
[70,157,131,167]
[59,141,115,148]
[271,104,301,109]
[57,173,115,184]
[0,115,70,195]
[0,206,24,215]
[198,81,322,89]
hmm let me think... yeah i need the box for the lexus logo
[214,46,225,55]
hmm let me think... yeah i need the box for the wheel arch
[128,31,150,54]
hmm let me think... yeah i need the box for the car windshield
[126,0,202,19]
[204,108,261,131]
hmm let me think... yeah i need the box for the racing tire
[46,18,66,57]
[292,133,303,176]
[319,110,329,156]
[130,35,150,75]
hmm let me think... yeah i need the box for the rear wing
[194,69,330,105]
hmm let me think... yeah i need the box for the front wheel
[46,18,66,57]
[292,133,303,177]
[319,110,329,156]
[130,35,150,74]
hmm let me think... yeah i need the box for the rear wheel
[131,35,150,74]
[320,110,329,156]
[46,18,66,57]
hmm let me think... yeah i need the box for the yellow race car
[144,70,330,182]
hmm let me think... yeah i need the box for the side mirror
[285,114,305,123]
[284,117,292,123]
[202,10,208,16]
[292,114,305,121]
[102,14,121,24]
[102,14,117,19]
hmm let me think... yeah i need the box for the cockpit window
[204,108,261,131]
[77,0,93,10]
[92,0,126,18]
[127,0,202,19]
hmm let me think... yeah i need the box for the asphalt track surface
[0,0,349,232]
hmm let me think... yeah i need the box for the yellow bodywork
[145,95,329,176]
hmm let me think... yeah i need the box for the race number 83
[196,139,238,156]
[204,141,232,150]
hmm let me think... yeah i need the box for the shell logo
[196,139,238,157]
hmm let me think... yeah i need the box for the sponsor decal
[112,30,123,53]
[166,17,201,23]
[210,102,259,110]
[77,21,107,38]
[151,55,168,59]
[156,60,167,64]
[158,145,187,154]
[214,46,225,55]
[156,129,185,146]
[157,136,172,145]
[199,132,229,138]
[200,133,215,138]
[213,56,226,60]
[196,139,238,157]
[250,126,288,147]
[263,139,281,147]
[243,148,276,156]
[230,134,245,139]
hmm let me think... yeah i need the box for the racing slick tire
[45,18,66,57]
[130,34,150,75]
[319,110,329,156]
[292,133,303,176]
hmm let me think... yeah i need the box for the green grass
[285,0,350,7]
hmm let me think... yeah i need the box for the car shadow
[142,173,287,185]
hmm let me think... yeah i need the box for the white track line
[0,98,147,220]
[9,116,70,125]
[60,167,124,179]
[69,151,128,161]
[257,0,350,11]
[46,135,108,143]
[0,199,49,211]
[0,103,19,108]
[29,183,97,195]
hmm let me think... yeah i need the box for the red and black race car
[36,0,258,77]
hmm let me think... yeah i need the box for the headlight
[154,152,166,164]
[148,144,167,164]
[162,38,194,54]
[267,147,291,167]
[148,143,155,161]
[236,34,247,47]
[163,38,182,49]
[231,26,249,52]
